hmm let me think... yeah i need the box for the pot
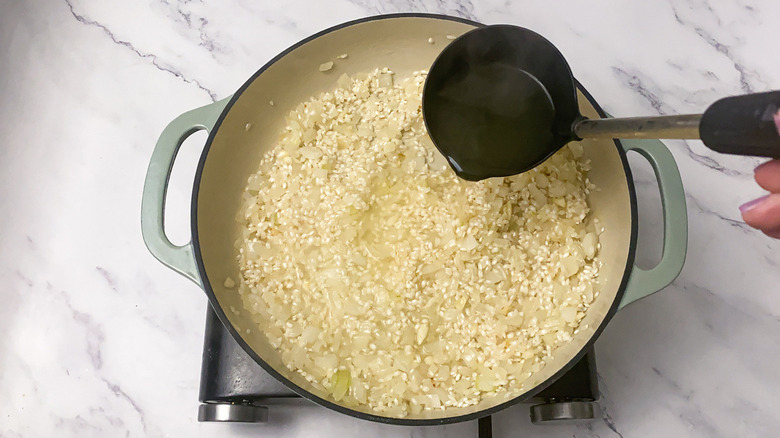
[141,13,687,424]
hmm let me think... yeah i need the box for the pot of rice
[141,13,688,424]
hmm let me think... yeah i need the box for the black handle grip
[700,90,780,157]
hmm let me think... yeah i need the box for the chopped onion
[331,369,351,401]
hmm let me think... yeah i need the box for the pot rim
[191,12,638,425]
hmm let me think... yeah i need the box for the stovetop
[197,305,600,430]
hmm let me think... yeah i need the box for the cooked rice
[235,68,602,417]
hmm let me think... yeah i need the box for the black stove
[197,305,600,433]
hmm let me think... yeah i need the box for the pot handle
[618,138,688,309]
[141,98,231,286]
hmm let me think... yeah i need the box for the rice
[235,68,602,417]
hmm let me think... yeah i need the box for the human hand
[739,112,780,238]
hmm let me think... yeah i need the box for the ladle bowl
[423,25,780,181]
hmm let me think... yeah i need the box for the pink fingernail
[739,194,769,213]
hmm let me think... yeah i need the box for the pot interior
[194,15,634,422]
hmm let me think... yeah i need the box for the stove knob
[530,401,598,425]
[198,403,268,423]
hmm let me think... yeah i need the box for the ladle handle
[573,114,702,140]
[573,90,780,158]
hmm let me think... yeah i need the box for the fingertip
[741,193,780,231]
[754,160,780,193]
[774,109,780,132]
[739,194,768,215]
[763,228,780,239]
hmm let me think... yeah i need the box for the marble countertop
[2,1,779,437]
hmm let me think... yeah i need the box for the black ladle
[423,25,780,181]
